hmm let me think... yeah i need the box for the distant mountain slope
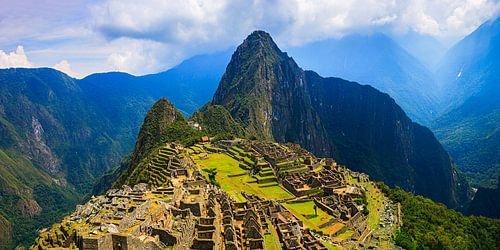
[433,18,500,188]
[435,18,500,112]
[0,50,231,247]
[393,31,447,70]
[0,68,123,190]
[204,31,470,208]
[79,49,231,116]
[78,50,232,153]
[286,34,439,124]
[0,68,98,247]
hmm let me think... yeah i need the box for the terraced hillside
[146,145,182,187]
[34,139,399,249]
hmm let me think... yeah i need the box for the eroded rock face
[16,199,42,218]
[29,116,62,175]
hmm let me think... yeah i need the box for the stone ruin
[33,139,397,249]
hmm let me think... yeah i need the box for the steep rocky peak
[242,30,279,51]
[229,30,288,67]
[128,98,185,168]
[211,30,306,140]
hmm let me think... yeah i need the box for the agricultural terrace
[193,153,293,201]
[283,201,344,235]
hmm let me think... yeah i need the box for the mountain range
[0,18,499,248]
[286,34,440,125]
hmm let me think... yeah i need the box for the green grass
[322,241,341,250]
[334,230,353,241]
[283,201,338,234]
[351,177,384,230]
[195,153,293,201]
[264,221,281,250]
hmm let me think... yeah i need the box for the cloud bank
[1,0,500,76]
[0,46,33,68]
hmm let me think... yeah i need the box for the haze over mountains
[432,18,500,188]
[286,34,440,124]
[0,16,499,248]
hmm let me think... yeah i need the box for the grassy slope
[283,201,339,234]
[0,149,80,248]
[194,153,293,201]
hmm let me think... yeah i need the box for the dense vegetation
[0,145,80,248]
[0,180,79,248]
[190,105,245,137]
[433,101,499,188]
[466,178,500,218]
[378,184,500,249]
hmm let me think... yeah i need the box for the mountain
[432,18,500,188]
[77,49,232,151]
[80,49,231,116]
[113,98,202,187]
[0,68,106,247]
[33,97,500,250]
[0,50,230,247]
[286,34,440,124]
[203,30,469,208]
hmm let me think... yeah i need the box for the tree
[313,204,318,216]
[203,168,218,186]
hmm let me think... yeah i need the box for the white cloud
[0,46,33,68]
[86,0,500,69]
[52,60,78,78]
[2,0,500,76]
[105,38,183,75]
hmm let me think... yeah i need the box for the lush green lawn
[195,153,293,201]
[264,221,281,250]
[351,177,384,230]
[283,201,338,234]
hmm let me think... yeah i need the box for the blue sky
[1,0,499,78]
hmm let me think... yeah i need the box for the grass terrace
[349,176,385,231]
[264,221,281,250]
[283,201,342,235]
[194,153,293,201]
